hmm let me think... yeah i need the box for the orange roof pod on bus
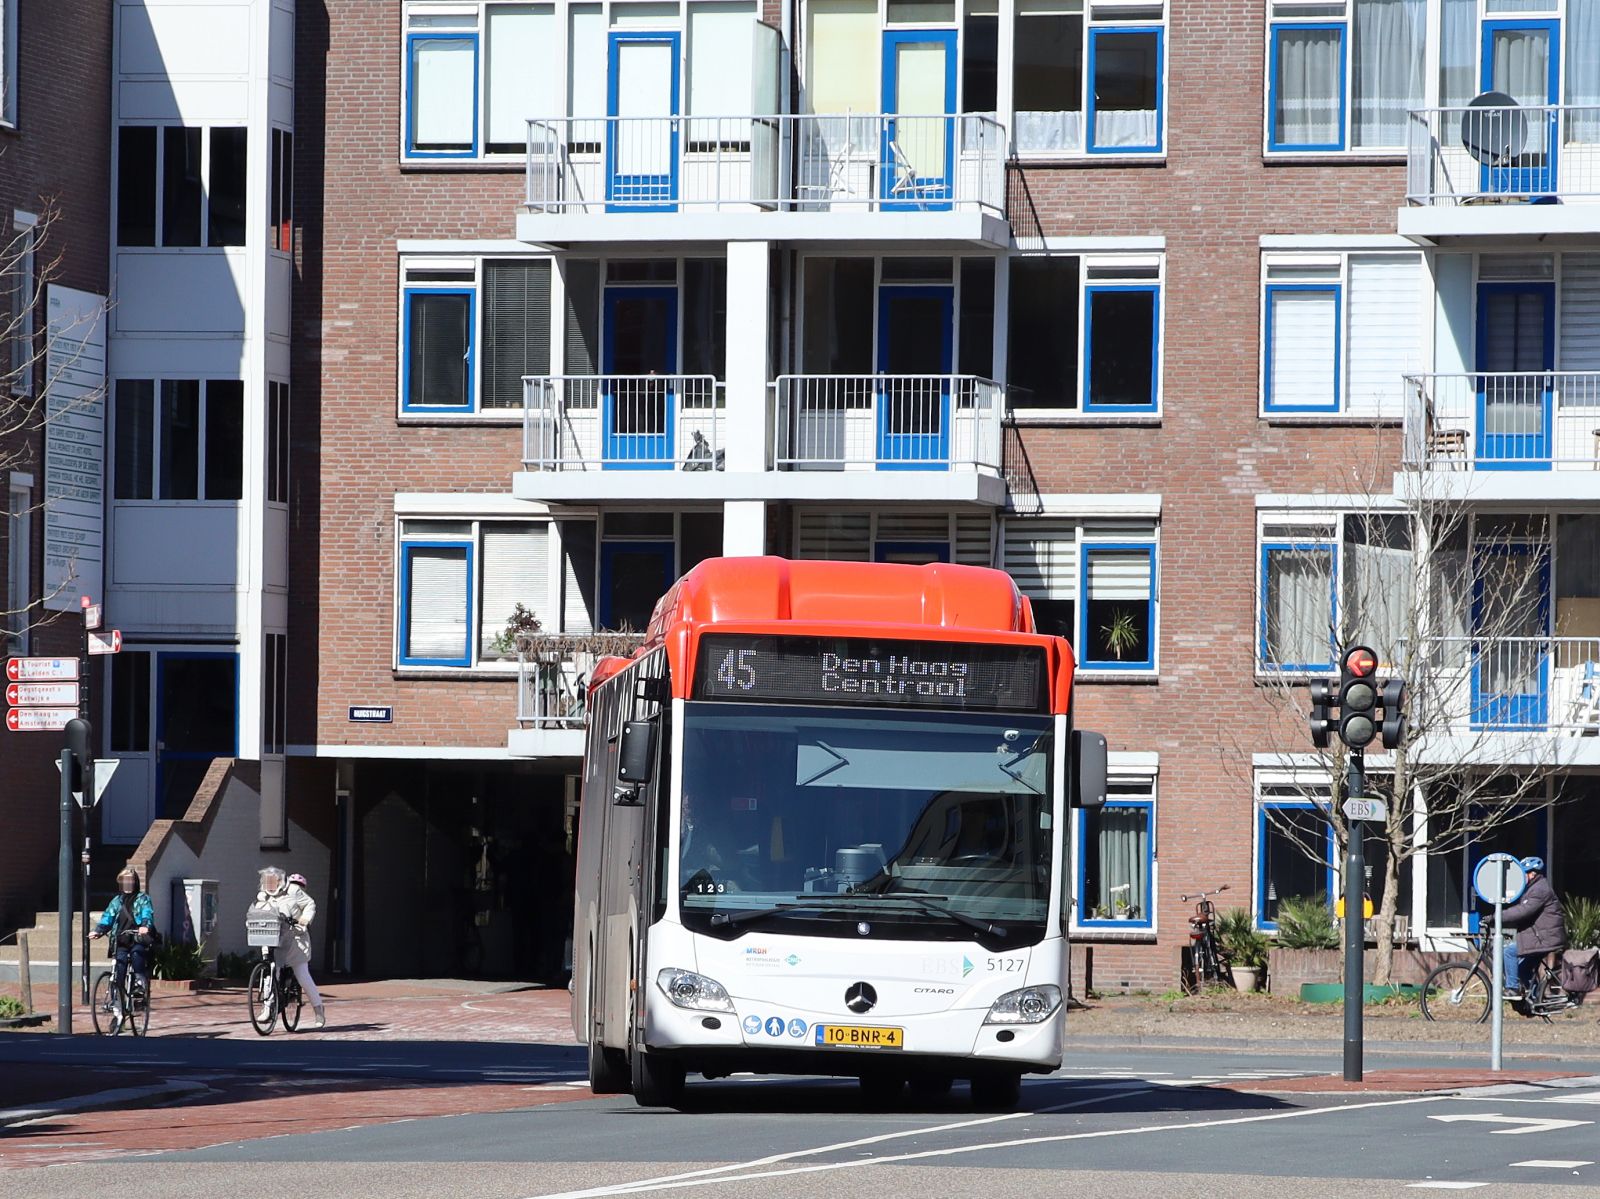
[586,557,1076,713]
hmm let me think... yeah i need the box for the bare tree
[1237,446,1570,984]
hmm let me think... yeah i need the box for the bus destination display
[693,635,1048,712]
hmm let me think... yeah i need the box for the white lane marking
[1429,1113,1593,1135]
[1406,1183,1487,1191]
[1543,1091,1600,1104]
[527,1093,1444,1199]
[1512,1160,1593,1169]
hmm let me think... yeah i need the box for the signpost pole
[56,748,73,1036]
[1491,878,1505,1072]
[78,599,93,1006]
[1342,749,1365,1083]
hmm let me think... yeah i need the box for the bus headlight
[656,968,734,1013]
[984,985,1062,1025]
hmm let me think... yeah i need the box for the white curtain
[407,547,470,661]
[1438,0,1476,144]
[1015,110,1083,153]
[411,37,475,150]
[1266,548,1332,666]
[487,6,556,149]
[1352,0,1424,148]
[1276,27,1341,146]
[1569,0,1600,142]
[688,2,756,141]
[1490,28,1550,108]
[480,525,548,656]
[1348,537,1413,666]
[1093,807,1149,920]
[1091,109,1157,149]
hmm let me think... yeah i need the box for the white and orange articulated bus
[570,556,1106,1110]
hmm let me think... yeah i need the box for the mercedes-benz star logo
[845,982,878,1014]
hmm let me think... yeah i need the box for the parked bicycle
[1181,885,1234,993]
[245,910,304,1035]
[90,962,149,1037]
[1421,931,1577,1024]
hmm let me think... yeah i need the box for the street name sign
[6,657,79,682]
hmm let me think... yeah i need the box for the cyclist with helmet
[256,866,326,1028]
[1497,856,1566,999]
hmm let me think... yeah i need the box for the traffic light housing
[1308,680,1336,749]
[64,717,91,794]
[1337,645,1380,748]
[1379,678,1406,749]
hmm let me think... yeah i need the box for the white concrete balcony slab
[517,114,1009,246]
[1401,105,1600,242]
[1399,372,1600,502]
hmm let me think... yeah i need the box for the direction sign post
[1473,852,1527,1073]
[1342,796,1388,823]
[6,657,79,682]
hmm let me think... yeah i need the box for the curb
[0,1080,209,1129]
[1063,1031,1600,1059]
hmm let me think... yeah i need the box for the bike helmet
[1520,856,1545,875]
[287,873,307,886]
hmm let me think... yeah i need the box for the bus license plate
[814,1024,904,1049]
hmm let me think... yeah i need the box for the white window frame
[9,209,35,396]
[1069,765,1157,936]
[1258,250,1423,419]
[395,516,555,671]
[0,0,17,128]
[1008,251,1166,421]
[6,471,30,653]
[113,125,249,250]
[111,378,246,504]
[1001,511,1159,676]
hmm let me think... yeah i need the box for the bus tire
[970,1072,1022,1112]
[858,1073,906,1106]
[631,1049,685,1108]
[588,1036,631,1094]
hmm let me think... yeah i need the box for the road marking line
[1406,1183,1487,1190]
[1430,1113,1593,1135]
[1511,1160,1593,1169]
[527,1093,1443,1199]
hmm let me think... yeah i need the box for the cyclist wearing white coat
[257,866,326,1028]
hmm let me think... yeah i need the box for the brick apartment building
[3,1,1598,997]
[0,0,111,934]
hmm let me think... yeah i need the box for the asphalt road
[5,1039,1599,1197]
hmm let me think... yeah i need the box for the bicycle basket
[245,905,283,947]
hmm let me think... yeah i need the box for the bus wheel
[631,1050,686,1108]
[970,1073,1022,1112]
[588,1036,631,1094]
[858,1074,906,1106]
[908,1074,954,1099]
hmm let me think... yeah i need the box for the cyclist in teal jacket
[90,868,156,1015]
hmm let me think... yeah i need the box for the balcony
[1417,637,1600,764]
[769,374,1008,505]
[1402,372,1600,500]
[1402,104,1600,241]
[517,114,1009,244]
[507,633,645,757]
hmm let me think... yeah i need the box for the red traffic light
[1342,645,1378,678]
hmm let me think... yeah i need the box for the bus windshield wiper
[705,901,821,929]
[859,892,1009,939]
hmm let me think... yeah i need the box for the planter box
[1268,947,1451,994]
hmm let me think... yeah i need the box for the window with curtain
[1271,24,1343,149]
[688,2,756,144]
[1568,0,1600,142]
[487,5,557,154]
[482,261,551,409]
[1089,27,1161,152]
[405,290,474,411]
[408,33,477,155]
[1264,284,1340,411]
[1079,798,1152,925]
[1270,0,1422,152]
[1344,514,1412,667]
[1013,0,1083,153]
[1351,0,1423,147]
[1261,542,1335,670]
[1082,546,1155,668]
[480,523,549,657]
[1438,0,1476,144]
[402,543,472,665]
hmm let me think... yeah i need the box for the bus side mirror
[618,720,658,788]
[1071,730,1106,809]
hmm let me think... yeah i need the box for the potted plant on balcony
[488,604,543,661]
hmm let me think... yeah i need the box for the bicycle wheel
[248,960,278,1035]
[91,971,115,1036]
[126,976,151,1037]
[1420,962,1491,1024]
[280,972,304,1032]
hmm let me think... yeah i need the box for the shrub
[215,951,254,981]
[0,995,24,1019]
[1216,907,1270,969]
[1564,895,1600,951]
[1273,894,1341,950]
[150,940,206,981]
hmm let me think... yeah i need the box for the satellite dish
[1461,91,1527,166]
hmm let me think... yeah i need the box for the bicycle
[1420,931,1577,1024]
[246,915,304,1036]
[1180,885,1235,994]
[90,948,150,1037]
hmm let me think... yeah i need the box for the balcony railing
[523,375,723,471]
[1407,104,1600,205]
[515,634,646,729]
[772,375,1003,472]
[525,113,1007,215]
[1421,636,1600,734]
[1403,372,1600,470]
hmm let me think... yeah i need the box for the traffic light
[1337,645,1379,749]
[1379,678,1407,749]
[1308,680,1336,749]
[64,718,91,794]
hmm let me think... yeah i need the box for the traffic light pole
[1343,749,1366,1083]
[57,748,74,1036]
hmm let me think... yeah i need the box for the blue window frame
[606,32,682,211]
[880,29,958,207]
[1262,283,1341,414]
[1077,799,1155,929]
[1259,542,1336,672]
[1267,23,1346,153]
[1079,544,1156,671]
[1083,284,1160,414]
[1256,799,1336,931]
[405,32,480,159]
[398,540,474,667]
[1087,27,1163,155]
[402,287,476,414]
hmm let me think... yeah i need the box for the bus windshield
[677,703,1056,947]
